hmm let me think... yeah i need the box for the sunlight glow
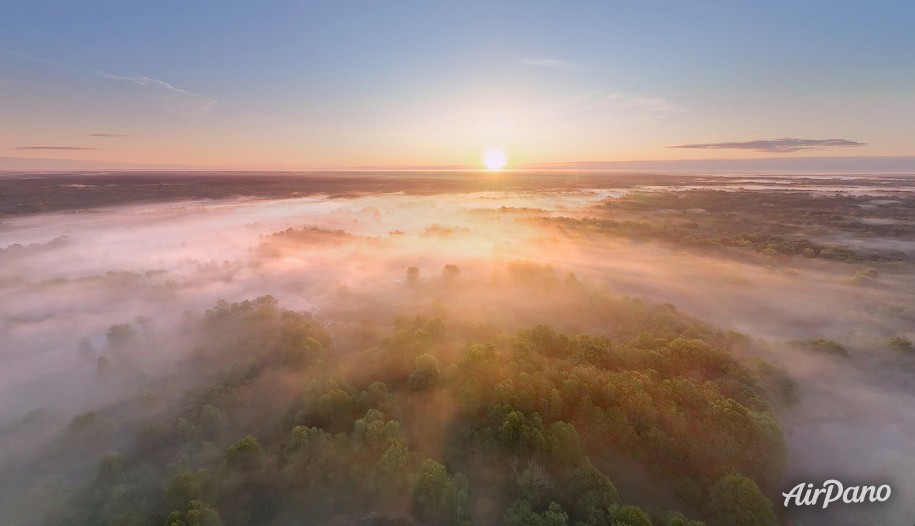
[482,148,508,171]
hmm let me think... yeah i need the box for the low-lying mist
[1,174,914,525]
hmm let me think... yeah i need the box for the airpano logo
[782,480,891,508]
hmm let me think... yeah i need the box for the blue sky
[2,0,914,168]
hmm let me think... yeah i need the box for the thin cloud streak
[669,138,866,153]
[544,89,687,127]
[96,72,218,112]
[14,146,98,151]
[0,48,69,70]
[522,58,574,68]
[2,49,216,119]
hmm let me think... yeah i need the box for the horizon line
[3,154,915,174]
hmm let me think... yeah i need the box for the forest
[2,172,913,526]
[25,287,789,526]
[540,189,914,263]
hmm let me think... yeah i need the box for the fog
[1,177,914,525]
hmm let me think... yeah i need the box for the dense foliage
[540,189,913,263]
[41,294,788,526]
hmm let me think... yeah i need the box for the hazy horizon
[4,155,915,174]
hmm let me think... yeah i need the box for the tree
[225,435,263,471]
[413,459,470,526]
[527,325,570,357]
[283,425,329,458]
[442,264,461,282]
[282,336,324,368]
[546,422,585,467]
[164,470,213,514]
[352,410,405,456]
[611,505,652,526]
[366,440,415,504]
[165,500,222,526]
[408,353,441,391]
[563,461,618,525]
[315,388,356,427]
[657,511,705,526]
[503,500,569,526]
[705,474,776,526]
[425,317,447,341]
[885,336,913,353]
[96,453,128,481]
[542,502,570,526]
[497,410,546,455]
[106,323,137,349]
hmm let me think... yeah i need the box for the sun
[481,148,508,171]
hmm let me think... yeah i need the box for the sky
[1,0,914,170]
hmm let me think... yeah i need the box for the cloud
[547,89,686,126]
[2,49,217,117]
[0,48,68,70]
[669,138,866,153]
[97,72,218,113]
[522,58,574,68]
[87,133,142,138]
[13,146,98,151]
[604,92,685,116]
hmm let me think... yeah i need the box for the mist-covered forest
[1,172,914,525]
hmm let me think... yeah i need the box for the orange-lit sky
[2,1,914,170]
